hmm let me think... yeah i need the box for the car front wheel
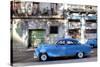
[39,53,48,61]
[77,52,84,58]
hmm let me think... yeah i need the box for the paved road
[13,57,97,66]
[12,48,97,66]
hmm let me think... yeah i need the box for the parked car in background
[86,38,97,48]
[33,38,92,61]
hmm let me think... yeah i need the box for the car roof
[88,38,97,40]
[58,38,78,42]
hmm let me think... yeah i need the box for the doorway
[28,29,45,48]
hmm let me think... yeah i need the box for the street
[13,57,97,66]
[12,48,97,66]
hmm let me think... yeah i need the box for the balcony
[85,26,97,29]
[12,15,64,19]
[85,6,97,13]
[69,16,81,20]
[69,26,80,29]
[85,23,97,29]
[67,4,85,13]
[68,13,81,20]
[85,16,97,20]
[68,22,81,29]
[11,2,63,19]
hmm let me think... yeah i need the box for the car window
[57,40,66,45]
[66,40,79,45]
[67,41,73,45]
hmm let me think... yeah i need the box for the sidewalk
[13,46,34,63]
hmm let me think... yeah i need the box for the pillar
[63,3,70,38]
[80,15,86,44]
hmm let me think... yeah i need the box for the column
[63,3,70,38]
[80,15,86,44]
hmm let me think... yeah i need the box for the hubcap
[41,54,47,61]
[78,52,83,58]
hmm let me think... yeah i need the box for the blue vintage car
[86,38,97,48]
[33,38,92,61]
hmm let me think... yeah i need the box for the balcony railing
[69,22,81,29]
[85,16,97,20]
[12,9,60,17]
[85,27,97,29]
[11,2,63,18]
[69,26,80,29]
[68,15,81,20]
[85,23,97,29]
[12,15,64,19]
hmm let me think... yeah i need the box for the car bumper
[33,52,38,59]
[85,50,94,56]
[90,50,94,54]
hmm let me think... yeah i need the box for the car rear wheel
[39,53,48,61]
[77,52,84,58]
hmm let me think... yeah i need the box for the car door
[55,40,67,56]
[64,40,80,56]
[46,40,66,57]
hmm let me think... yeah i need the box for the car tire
[39,53,48,61]
[77,52,84,58]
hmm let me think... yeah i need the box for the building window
[50,26,58,34]
[85,29,97,33]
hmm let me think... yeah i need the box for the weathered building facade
[11,1,97,49]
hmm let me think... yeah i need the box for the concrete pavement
[13,57,97,66]
[12,48,97,66]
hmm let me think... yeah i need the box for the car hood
[82,43,92,48]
